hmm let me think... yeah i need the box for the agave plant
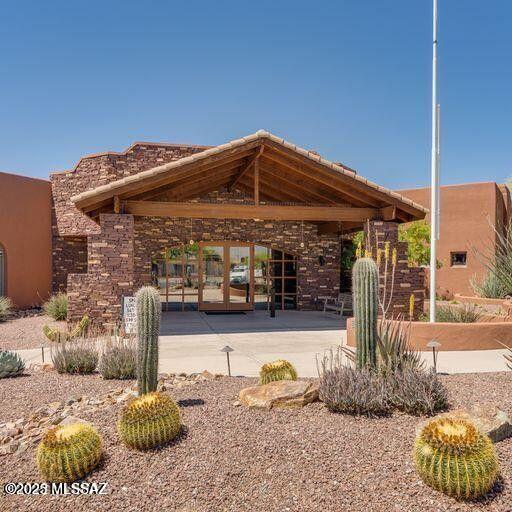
[0,350,25,378]
[497,341,512,370]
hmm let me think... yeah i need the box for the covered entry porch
[68,130,427,324]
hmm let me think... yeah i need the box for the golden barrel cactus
[36,423,102,482]
[414,416,499,500]
[117,392,181,450]
[259,359,298,385]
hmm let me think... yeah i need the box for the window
[450,252,467,267]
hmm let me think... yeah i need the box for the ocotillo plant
[352,257,379,369]
[136,286,161,395]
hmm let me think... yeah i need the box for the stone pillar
[67,214,134,326]
[364,220,425,319]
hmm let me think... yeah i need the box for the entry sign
[122,296,137,334]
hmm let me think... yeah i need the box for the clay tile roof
[70,129,428,216]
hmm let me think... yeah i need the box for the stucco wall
[399,182,509,297]
[0,172,52,307]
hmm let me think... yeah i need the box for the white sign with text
[122,296,137,334]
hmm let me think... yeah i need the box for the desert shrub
[436,304,482,323]
[471,270,509,299]
[117,392,181,450]
[318,350,391,417]
[0,350,25,378]
[43,293,68,321]
[414,416,499,499]
[388,368,448,416]
[43,314,89,342]
[377,319,424,373]
[37,423,102,482]
[497,341,512,370]
[0,296,13,322]
[52,339,98,374]
[259,359,297,385]
[99,337,136,379]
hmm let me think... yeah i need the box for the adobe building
[47,130,427,325]
[399,182,511,297]
[0,172,52,308]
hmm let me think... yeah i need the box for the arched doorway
[151,242,298,311]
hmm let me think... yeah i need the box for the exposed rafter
[228,145,264,192]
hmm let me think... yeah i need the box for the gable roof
[71,129,427,221]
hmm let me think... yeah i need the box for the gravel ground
[1,371,511,512]
[0,315,65,350]
[0,372,132,423]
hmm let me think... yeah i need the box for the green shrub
[99,338,136,380]
[117,392,181,450]
[43,293,68,321]
[259,359,297,385]
[414,416,499,499]
[377,319,424,373]
[0,350,25,378]
[436,304,482,323]
[388,368,448,416]
[51,339,98,374]
[37,423,102,482]
[471,271,509,299]
[0,296,13,322]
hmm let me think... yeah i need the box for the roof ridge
[70,129,428,215]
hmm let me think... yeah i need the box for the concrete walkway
[15,311,510,376]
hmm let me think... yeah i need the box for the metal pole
[226,352,231,377]
[429,0,440,323]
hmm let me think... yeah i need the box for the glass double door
[199,242,253,311]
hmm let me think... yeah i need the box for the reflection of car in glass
[230,265,249,284]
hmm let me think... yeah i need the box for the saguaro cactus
[136,286,161,395]
[352,257,379,369]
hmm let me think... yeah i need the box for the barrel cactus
[414,416,499,500]
[36,423,102,482]
[259,359,298,385]
[117,392,181,450]
[352,257,379,369]
[136,286,161,395]
[0,350,25,378]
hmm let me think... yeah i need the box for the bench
[323,292,353,316]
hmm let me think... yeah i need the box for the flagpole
[429,0,440,322]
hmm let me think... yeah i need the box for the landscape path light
[426,340,441,373]
[220,345,234,376]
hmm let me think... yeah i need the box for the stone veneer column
[67,214,134,325]
[364,220,425,319]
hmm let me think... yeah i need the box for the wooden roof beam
[124,201,381,222]
[228,146,264,192]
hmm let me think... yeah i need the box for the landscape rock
[59,415,91,427]
[239,380,319,409]
[419,403,512,443]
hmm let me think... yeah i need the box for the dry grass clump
[52,337,99,374]
[43,293,68,321]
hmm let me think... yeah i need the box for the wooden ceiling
[72,135,426,232]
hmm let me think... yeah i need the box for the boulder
[239,380,319,409]
[419,404,512,443]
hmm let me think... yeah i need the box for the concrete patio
[15,311,510,375]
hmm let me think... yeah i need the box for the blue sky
[1,0,510,188]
